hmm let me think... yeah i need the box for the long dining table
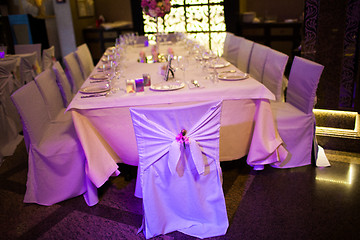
[66,41,288,206]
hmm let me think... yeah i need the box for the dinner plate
[150,81,185,91]
[213,61,230,69]
[79,84,110,94]
[90,74,108,80]
[218,72,249,81]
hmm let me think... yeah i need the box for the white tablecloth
[67,43,288,191]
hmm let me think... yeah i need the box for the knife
[81,93,107,98]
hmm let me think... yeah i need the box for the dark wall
[304,0,360,112]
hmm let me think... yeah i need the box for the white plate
[213,61,230,69]
[218,72,249,81]
[90,74,108,80]
[150,81,185,91]
[79,84,110,94]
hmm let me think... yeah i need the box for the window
[143,0,226,54]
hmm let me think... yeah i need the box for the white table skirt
[67,43,288,190]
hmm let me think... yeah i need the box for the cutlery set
[81,93,107,98]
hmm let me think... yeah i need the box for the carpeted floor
[1,140,360,240]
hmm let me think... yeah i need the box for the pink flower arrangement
[141,0,171,18]
[176,129,189,148]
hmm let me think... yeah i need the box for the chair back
[0,58,22,133]
[287,56,324,114]
[263,49,289,101]
[63,52,84,93]
[223,33,243,66]
[248,43,269,82]
[222,32,234,59]
[15,44,42,72]
[42,46,55,70]
[130,101,228,239]
[52,61,73,106]
[19,52,37,85]
[0,58,17,93]
[34,69,65,121]
[236,38,254,73]
[11,81,50,145]
[76,43,94,79]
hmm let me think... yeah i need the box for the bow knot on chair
[175,129,189,147]
[169,130,204,175]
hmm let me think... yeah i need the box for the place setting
[217,70,249,81]
[78,83,111,98]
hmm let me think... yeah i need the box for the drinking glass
[177,56,189,83]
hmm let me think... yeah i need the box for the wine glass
[177,56,189,83]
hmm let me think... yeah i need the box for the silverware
[221,70,237,73]
[191,80,200,87]
[90,80,108,83]
[81,93,107,98]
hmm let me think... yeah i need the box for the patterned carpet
[1,140,360,240]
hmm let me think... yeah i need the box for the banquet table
[66,42,288,205]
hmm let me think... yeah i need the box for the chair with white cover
[15,43,42,73]
[222,32,243,66]
[63,51,85,94]
[0,59,23,160]
[11,81,87,206]
[222,32,233,59]
[42,46,55,70]
[262,49,289,101]
[248,43,270,82]
[271,56,326,168]
[18,51,38,85]
[130,101,228,239]
[52,61,74,107]
[236,38,254,73]
[34,68,72,123]
[0,58,21,93]
[75,43,94,80]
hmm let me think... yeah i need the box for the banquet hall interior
[1,0,360,239]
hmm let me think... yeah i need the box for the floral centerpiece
[141,0,171,18]
[141,0,171,51]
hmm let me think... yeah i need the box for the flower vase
[155,17,160,52]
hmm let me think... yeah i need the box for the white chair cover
[0,59,22,126]
[63,52,85,94]
[34,69,71,122]
[15,43,42,73]
[0,58,20,93]
[52,61,74,107]
[75,43,94,80]
[271,56,325,168]
[222,32,234,60]
[263,49,289,101]
[223,33,243,66]
[248,43,269,82]
[130,101,228,239]
[287,56,325,114]
[19,52,37,85]
[236,38,254,73]
[0,61,23,159]
[11,81,92,206]
[42,46,55,70]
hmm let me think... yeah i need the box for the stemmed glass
[105,60,119,96]
[176,56,189,83]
